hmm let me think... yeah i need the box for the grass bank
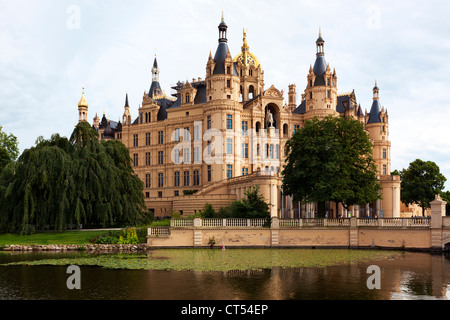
[0,230,110,246]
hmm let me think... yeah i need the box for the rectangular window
[242,168,248,176]
[158,131,164,144]
[194,147,200,163]
[145,174,151,188]
[184,171,190,186]
[242,143,248,159]
[270,144,274,159]
[174,149,181,164]
[158,173,164,188]
[207,165,212,182]
[227,79,231,88]
[158,151,164,165]
[174,171,180,187]
[145,152,151,166]
[226,138,233,154]
[133,134,139,147]
[133,153,138,167]
[227,165,233,180]
[194,125,200,140]
[174,190,179,197]
[226,114,233,130]
[207,116,211,130]
[383,165,387,175]
[193,170,200,186]
[275,144,279,159]
[383,149,387,159]
[294,125,300,133]
[183,147,190,163]
[146,132,151,146]
[184,127,190,141]
[174,128,180,142]
[140,112,143,124]
[242,121,248,135]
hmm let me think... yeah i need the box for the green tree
[0,126,19,161]
[0,122,147,233]
[400,159,447,216]
[200,203,216,218]
[282,116,381,217]
[224,185,270,219]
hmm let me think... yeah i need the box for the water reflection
[0,251,449,300]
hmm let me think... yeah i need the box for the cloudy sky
[1,0,449,189]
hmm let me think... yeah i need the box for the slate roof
[213,42,238,76]
[367,99,382,124]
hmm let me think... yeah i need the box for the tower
[205,13,240,102]
[303,29,338,120]
[288,84,297,111]
[78,85,88,123]
[365,81,390,176]
[233,29,264,102]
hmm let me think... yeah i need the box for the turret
[78,84,88,122]
[205,13,240,102]
[149,55,162,98]
[122,92,132,125]
[303,29,338,120]
[365,81,390,176]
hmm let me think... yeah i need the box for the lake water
[0,249,449,300]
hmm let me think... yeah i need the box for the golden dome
[233,29,260,68]
[78,86,88,108]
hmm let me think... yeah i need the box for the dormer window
[185,93,190,103]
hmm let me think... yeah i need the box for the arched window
[249,85,255,99]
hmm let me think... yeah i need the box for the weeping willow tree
[0,122,146,233]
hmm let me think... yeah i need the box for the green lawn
[0,230,110,246]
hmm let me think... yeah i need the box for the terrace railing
[169,217,431,229]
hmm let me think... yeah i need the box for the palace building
[77,15,401,219]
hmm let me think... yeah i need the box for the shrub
[95,236,118,244]
[117,227,139,244]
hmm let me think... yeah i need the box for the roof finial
[319,27,322,37]
[221,11,224,22]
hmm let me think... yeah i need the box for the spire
[218,12,228,43]
[124,91,129,108]
[313,29,327,76]
[149,55,162,98]
[316,28,325,56]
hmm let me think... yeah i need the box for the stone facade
[77,15,401,219]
